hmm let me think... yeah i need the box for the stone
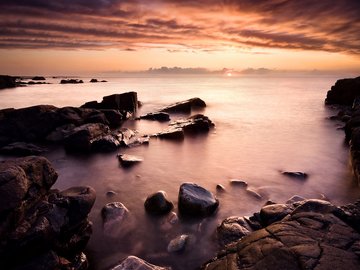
[91,135,120,152]
[160,97,206,113]
[102,202,131,237]
[139,112,170,122]
[144,191,174,215]
[286,195,306,204]
[229,179,248,187]
[0,75,17,89]
[46,124,76,142]
[325,76,360,105]
[178,183,219,217]
[32,76,46,81]
[110,255,170,270]
[117,154,143,167]
[217,216,253,246]
[106,191,117,197]
[60,79,84,84]
[90,78,98,83]
[167,234,189,252]
[156,127,185,140]
[260,203,294,226]
[282,171,308,179]
[0,142,46,156]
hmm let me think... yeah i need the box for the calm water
[0,75,359,269]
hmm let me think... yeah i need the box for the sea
[0,75,359,270]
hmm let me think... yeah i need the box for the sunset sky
[0,0,359,75]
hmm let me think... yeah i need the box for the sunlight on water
[0,75,359,270]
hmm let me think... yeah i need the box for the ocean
[0,75,359,269]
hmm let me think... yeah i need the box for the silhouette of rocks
[144,191,174,215]
[0,142,46,156]
[325,76,360,105]
[60,79,84,84]
[0,75,17,89]
[160,97,206,113]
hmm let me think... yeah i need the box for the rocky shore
[0,79,360,269]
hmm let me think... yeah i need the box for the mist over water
[1,75,359,269]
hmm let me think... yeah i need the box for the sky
[0,0,359,75]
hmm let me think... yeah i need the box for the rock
[144,191,174,215]
[46,124,76,142]
[178,183,219,217]
[260,203,294,226]
[282,171,308,179]
[100,109,125,128]
[101,80,107,82]
[60,79,84,84]
[110,255,170,270]
[325,76,360,105]
[117,154,143,167]
[217,216,253,246]
[138,112,170,122]
[102,202,130,237]
[116,128,150,147]
[216,184,226,192]
[0,75,16,89]
[156,127,185,140]
[229,179,248,187]
[90,78,98,83]
[160,98,206,113]
[106,191,117,197]
[0,142,46,156]
[286,195,306,204]
[246,188,262,199]
[81,92,138,113]
[91,135,120,152]
[64,123,110,152]
[32,76,46,81]
[167,234,189,253]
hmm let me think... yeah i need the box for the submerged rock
[102,202,130,237]
[0,142,46,156]
[144,191,174,215]
[178,183,219,217]
[117,154,143,167]
[160,97,206,113]
[217,216,253,246]
[110,255,171,270]
[282,171,308,179]
[229,179,248,187]
[138,112,170,122]
[167,234,189,253]
[32,76,46,81]
[60,79,84,84]
[260,203,294,226]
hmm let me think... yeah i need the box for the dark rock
[46,124,76,142]
[282,171,308,179]
[144,191,174,215]
[260,203,294,226]
[89,79,98,83]
[246,188,262,199]
[60,79,84,84]
[117,154,143,167]
[0,75,16,89]
[229,179,248,187]
[216,184,226,192]
[116,128,150,147]
[106,191,117,197]
[160,97,206,113]
[156,127,184,140]
[325,76,360,105]
[100,109,125,128]
[91,135,120,152]
[110,255,170,270]
[102,202,130,237]
[138,112,170,122]
[32,76,46,81]
[0,142,46,156]
[64,123,110,152]
[167,234,189,253]
[101,80,107,82]
[178,183,219,217]
[217,216,253,246]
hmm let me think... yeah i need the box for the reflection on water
[1,75,359,270]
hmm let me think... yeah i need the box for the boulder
[217,216,253,246]
[178,183,219,217]
[0,75,16,89]
[100,109,125,128]
[325,76,360,105]
[144,191,174,215]
[167,234,189,253]
[0,142,46,156]
[156,127,185,140]
[102,202,130,237]
[60,79,84,84]
[259,203,294,226]
[91,135,121,152]
[160,98,206,113]
[138,112,170,122]
[117,154,143,167]
[110,255,170,270]
[32,76,46,81]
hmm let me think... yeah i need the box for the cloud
[0,0,359,55]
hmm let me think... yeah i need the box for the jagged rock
[46,124,76,142]
[138,112,170,122]
[32,76,46,81]
[100,109,125,128]
[178,183,219,217]
[117,154,143,167]
[116,128,150,147]
[246,188,262,199]
[102,202,130,237]
[0,75,16,89]
[325,76,360,105]
[0,142,46,156]
[282,171,308,179]
[217,216,253,246]
[144,191,174,215]
[110,255,170,270]
[167,234,189,253]
[60,79,84,84]
[160,98,206,113]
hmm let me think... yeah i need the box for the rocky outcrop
[0,75,17,89]
[110,255,170,270]
[81,92,138,113]
[0,156,95,270]
[281,171,308,179]
[178,183,219,217]
[60,79,84,84]
[90,79,98,83]
[325,76,360,105]
[159,97,206,113]
[204,199,360,270]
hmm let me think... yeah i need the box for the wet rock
[46,124,76,142]
[64,123,110,152]
[0,75,17,89]
[60,79,84,84]
[282,171,308,179]
[260,203,294,226]
[90,78,98,83]
[178,183,219,217]
[216,184,226,192]
[32,76,46,81]
[170,114,214,134]
[286,195,306,204]
[156,127,185,140]
[325,76,360,105]
[160,97,206,113]
[117,154,143,167]
[144,191,174,215]
[102,202,130,237]
[0,142,46,156]
[116,128,150,147]
[91,135,121,152]
[100,109,125,128]
[217,216,253,246]
[138,112,170,122]
[167,234,189,253]
[246,188,262,199]
[101,80,107,82]
[110,255,170,270]
[229,179,248,187]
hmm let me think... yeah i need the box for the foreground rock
[178,183,219,217]
[204,199,360,270]
[159,97,206,113]
[110,255,170,270]
[144,191,174,215]
[0,75,17,89]
[325,76,360,105]
[0,156,96,269]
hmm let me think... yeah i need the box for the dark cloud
[0,0,359,54]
